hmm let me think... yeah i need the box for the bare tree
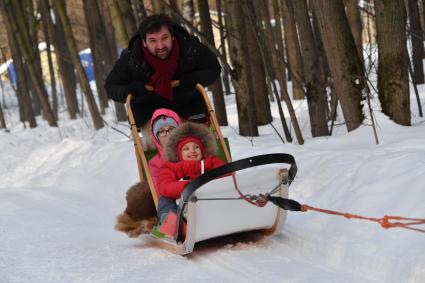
[1,4,36,127]
[118,0,138,38]
[151,0,165,14]
[168,0,180,21]
[83,0,110,114]
[375,0,410,125]
[344,0,364,64]
[312,12,332,121]
[99,0,127,122]
[24,0,43,80]
[98,0,118,60]
[46,0,80,120]
[291,0,329,136]
[0,98,5,129]
[107,0,129,48]
[132,0,147,23]
[0,69,6,129]
[247,1,303,144]
[40,3,58,118]
[407,0,425,84]
[269,0,288,101]
[182,0,195,24]
[247,4,272,126]
[312,0,364,132]
[52,0,104,129]
[280,0,304,100]
[225,0,258,136]
[216,0,231,96]
[3,0,57,127]
[197,0,228,126]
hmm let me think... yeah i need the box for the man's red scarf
[142,39,180,101]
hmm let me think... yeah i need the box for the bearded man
[105,14,221,128]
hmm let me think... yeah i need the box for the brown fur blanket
[114,182,158,237]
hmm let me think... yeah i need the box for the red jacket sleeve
[157,162,190,199]
[204,156,231,177]
[204,155,226,170]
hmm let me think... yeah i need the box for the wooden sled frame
[125,84,296,255]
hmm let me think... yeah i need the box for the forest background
[0,0,422,143]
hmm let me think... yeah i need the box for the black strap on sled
[175,153,297,242]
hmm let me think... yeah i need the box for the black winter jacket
[104,26,221,106]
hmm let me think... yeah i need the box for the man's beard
[155,47,170,59]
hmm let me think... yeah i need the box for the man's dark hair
[138,14,174,41]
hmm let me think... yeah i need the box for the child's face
[180,142,202,161]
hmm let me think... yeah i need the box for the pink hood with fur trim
[148,109,182,193]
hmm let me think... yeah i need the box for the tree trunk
[182,0,195,24]
[197,0,228,126]
[41,5,58,119]
[132,0,147,24]
[270,0,288,101]
[45,0,79,120]
[83,0,109,114]
[344,0,364,64]
[407,0,425,84]
[167,0,180,21]
[312,0,364,132]
[247,12,272,126]
[254,1,279,125]
[98,0,127,122]
[312,12,332,120]
[0,98,5,129]
[252,1,303,143]
[1,4,36,127]
[105,0,132,122]
[375,0,410,125]
[107,0,129,49]
[118,0,138,38]
[216,0,231,96]
[280,0,304,100]
[292,0,329,136]
[24,0,43,78]
[3,0,57,127]
[225,0,258,136]
[422,0,425,45]
[23,0,43,110]
[52,0,104,129]
[0,63,7,129]
[98,0,119,61]
[151,0,164,14]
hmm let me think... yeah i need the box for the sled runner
[125,84,297,255]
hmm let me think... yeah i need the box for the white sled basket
[155,160,291,255]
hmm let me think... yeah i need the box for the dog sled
[125,84,297,255]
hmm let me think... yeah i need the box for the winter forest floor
[1,85,425,283]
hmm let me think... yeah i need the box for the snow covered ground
[1,88,425,283]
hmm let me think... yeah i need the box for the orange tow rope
[301,204,425,233]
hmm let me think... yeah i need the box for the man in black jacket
[104,14,221,128]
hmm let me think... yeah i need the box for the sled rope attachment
[228,165,296,207]
[267,197,425,233]
[300,204,425,233]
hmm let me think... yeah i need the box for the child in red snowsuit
[156,122,226,235]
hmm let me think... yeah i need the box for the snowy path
[1,117,425,283]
